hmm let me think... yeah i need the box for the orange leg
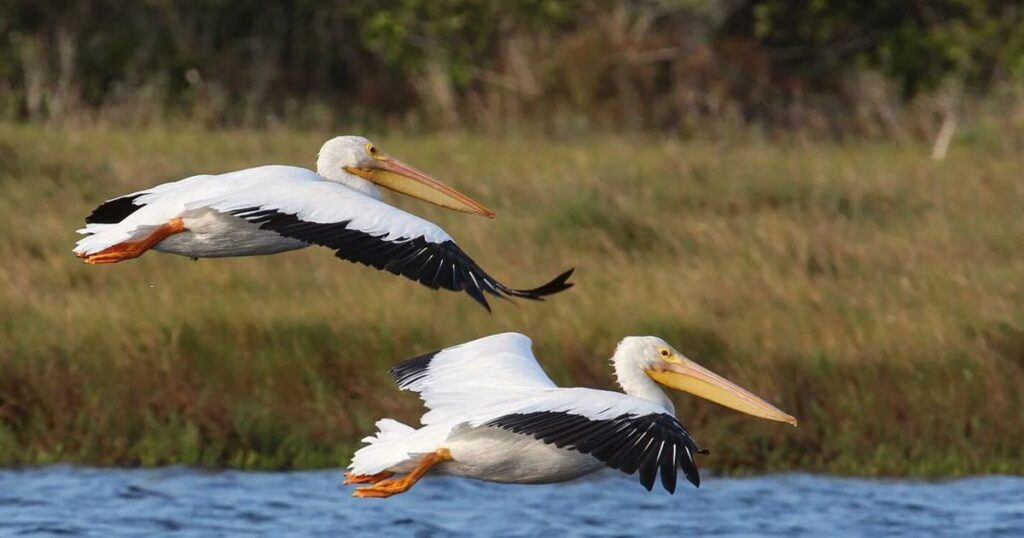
[343,470,394,485]
[82,218,186,264]
[353,448,452,499]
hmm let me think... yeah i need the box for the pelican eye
[659,348,671,358]
[366,143,386,160]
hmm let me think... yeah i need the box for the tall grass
[1,123,1022,475]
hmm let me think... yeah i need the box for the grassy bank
[1,123,1022,476]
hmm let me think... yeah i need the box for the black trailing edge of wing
[486,411,703,493]
[390,350,439,389]
[229,207,574,310]
[85,194,145,225]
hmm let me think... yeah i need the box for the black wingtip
[390,350,440,388]
[505,268,575,300]
[681,459,701,488]
[463,279,492,312]
[85,194,144,224]
[682,450,702,488]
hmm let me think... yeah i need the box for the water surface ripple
[1,466,1021,537]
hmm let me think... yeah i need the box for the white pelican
[345,332,796,498]
[73,136,573,309]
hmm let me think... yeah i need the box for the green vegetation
[1,123,1022,476]
[3,2,1022,133]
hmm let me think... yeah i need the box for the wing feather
[85,194,146,224]
[389,333,558,423]
[198,167,572,310]
[485,410,702,492]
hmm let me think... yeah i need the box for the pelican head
[317,136,495,218]
[614,336,797,426]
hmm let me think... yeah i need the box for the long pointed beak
[346,159,495,218]
[646,357,797,426]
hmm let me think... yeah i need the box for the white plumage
[73,137,574,309]
[397,333,559,422]
[349,333,702,495]
[347,332,797,498]
[74,166,447,257]
[349,333,606,479]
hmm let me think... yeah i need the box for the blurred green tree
[0,0,1019,131]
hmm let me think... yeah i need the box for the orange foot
[81,218,186,264]
[83,242,149,264]
[353,448,452,499]
[354,478,412,499]
[343,471,394,485]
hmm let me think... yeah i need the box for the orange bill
[346,158,495,218]
[647,356,797,426]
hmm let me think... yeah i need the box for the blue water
[1,467,1022,537]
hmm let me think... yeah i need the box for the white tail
[365,418,416,444]
[73,223,142,255]
[348,419,418,475]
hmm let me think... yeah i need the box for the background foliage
[2,1,1022,134]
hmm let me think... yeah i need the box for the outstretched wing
[390,332,558,423]
[474,386,704,493]
[486,405,703,493]
[194,166,574,310]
